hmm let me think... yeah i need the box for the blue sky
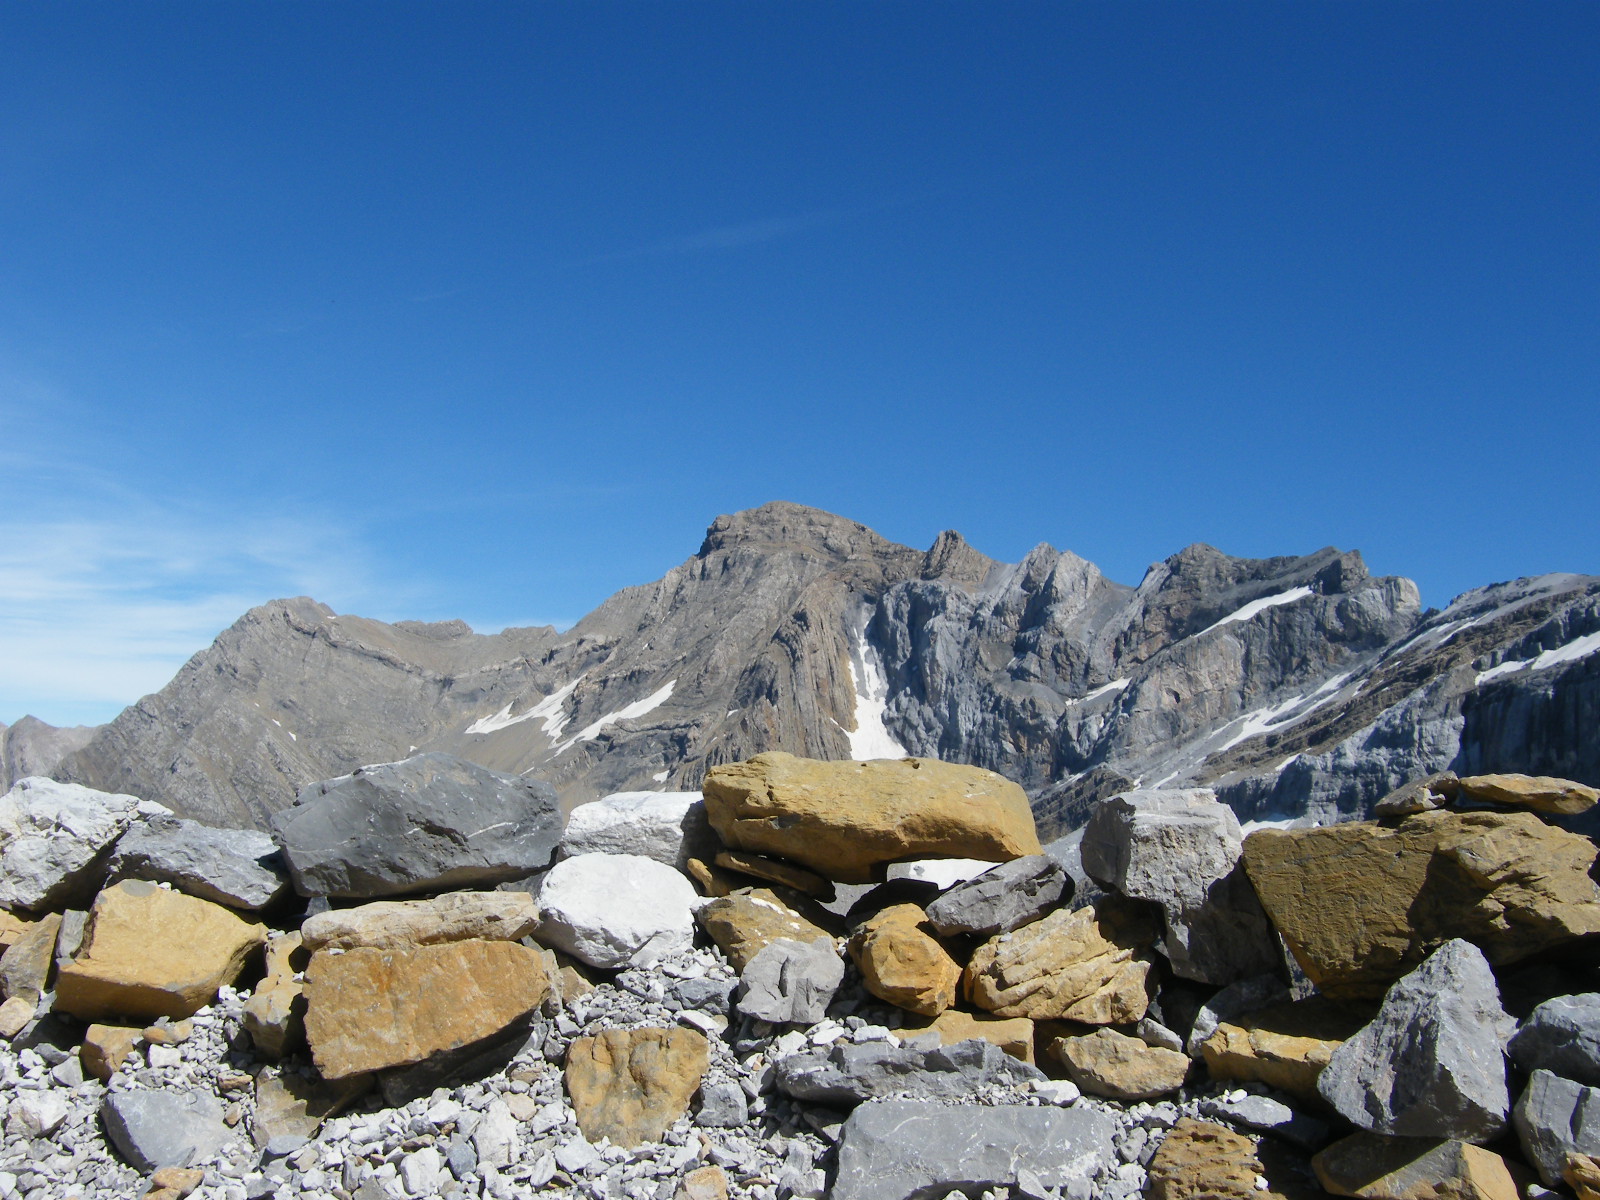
[3,2,1596,727]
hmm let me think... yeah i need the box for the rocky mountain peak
[697,501,900,561]
[920,530,996,590]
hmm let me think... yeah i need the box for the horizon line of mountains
[4,500,1596,837]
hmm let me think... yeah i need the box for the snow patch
[553,680,677,756]
[1476,629,1600,685]
[1212,673,1351,755]
[465,675,587,737]
[1065,678,1128,707]
[651,770,670,783]
[1195,586,1315,639]
[846,613,907,761]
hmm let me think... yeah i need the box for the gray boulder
[1317,939,1513,1142]
[558,791,717,870]
[0,777,170,912]
[102,1089,237,1171]
[736,937,843,1024]
[1510,993,1600,1087]
[923,855,1069,938]
[1080,787,1278,985]
[270,754,561,899]
[108,815,289,910]
[1513,1068,1600,1186]
[832,1099,1118,1200]
[775,1037,1043,1107]
[695,1081,749,1128]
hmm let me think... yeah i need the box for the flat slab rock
[107,814,288,910]
[299,891,537,952]
[923,854,1069,938]
[101,1089,238,1172]
[774,1036,1042,1107]
[832,1099,1117,1200]
[270,753,561,899]
[0,776,170,912]
[564,1026,709,1148]
[702,752,1041,883]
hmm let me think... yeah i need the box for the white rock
[0,777,170,911]
[560,792,713,869]
[399,1146,444,1196]
[535,853,699,969]
[472,1098,520,1170]
[5,1091,71,1138]
[555,1135,601,1175]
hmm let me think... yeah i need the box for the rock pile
[1,757,1598,1200]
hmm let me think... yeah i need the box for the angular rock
[1198,1094,1331,1150]
[831,1099,1118,1200]
[242,932,306,1059]
[1455,773,1598,816]
[695,1081,749,1128]
[560,791,716,870]
[1510,993,1600,1086]
[0,911,60,1005]
[107,815,288,910]
[1318,940,1513,1142]
[102,1089,237,1172]
[1201,996,1373,1102]
[1185,973,1293,1056]
[535,852,698,969]
[0,776,168,912]
[1081,787,1279,985]
[1513,1069,1600,1186]
[695,888,833,971]
[1568,1152,1600,1200]
[715,850,834,898]
[300,891,537,952]
[303,938,550,1079]
[923,855,1070,938]
[565,1026,709,1147]
[1242,810,1600,998]
[270,753,561,899]
[1049,1026,1190,1101]
[736,937,843,1024]
[7,1091,69,1139]
[56,882,267,1021]
[1145,1119,1273,1200]
[1373,772,1458,818]
[964,900,1156,1024]
[901,1009,1036,1064]
[702,752,1042,883]
[0,910,31,953]
[252,1070,369,1144]
[678,1165,730,1200]
[1312,1132,1522,1200]
[0,995,33,1038]
[848,904,960,1017]
[774,1037,1042,1107]
[82,1022,142,1081]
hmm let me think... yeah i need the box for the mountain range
[7,501,1596,836]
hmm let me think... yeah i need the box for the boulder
[559,791,716,869]
[303,938,550,1079]
[831,1100,1118,1200]
[1242,810,1600,998]
[535,853,698,969]
[1454,773,1598,816]
[1049,1026,1190,1101]
[1312,1132,1522,1200]
[242,932,307,1059]
[1201,996,1374,1102]
[848,904,960,1017]
[1318,940,1513,1142]
[1372,772,1458,818]
[0,911,61,1005]
[701,752,1041,883]
[1509,993,1600,1086]
[695,888,833,971]
[565,1026,709,1147]
[55,881,267,1022]
[107,815,288,910]
[736,937,843,1024]
[0,777,168,912]
[1513,1069,1600,1186]
[1080,787,1278,985]
[774,1038,1042,1107]
[270,753,561,899]
[900,1009,1036,1065]
[923,855,1070,938]
[81,1023,143,1081]
[101,1089,237,1172]
[300,891,537,952]
[964,900,1157,1024]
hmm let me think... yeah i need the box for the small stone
[147,1167,204,1199]
[102,1089,237,1173]
[900,1009,1036,1064]
[715,850,835,898]
[677,1165,729,1200]
[0,996,34,1039]
[81,1023,143,1080]
[1049,1027,1190,1101]
[696,888,834,971]
[6,1092,70,1139]
[241,932,305,1060]
[695,1081,749,1128]
[0,912,61,1006]
[1144,1119,1269,1200]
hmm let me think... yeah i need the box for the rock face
[1242,810,1600,997]
[55,881,267,1022]
[534,853,699,969]
[1513,1069,1600,1186]
[847,904,960,1017]
[1312,1132,1522,1200]
[1080,787,1277,985]
[107,814,288,910]
[1049,1027,1190,1101]
[302,939,550,1079]
[831,1100,1118,1200]
[0,777,167,912]
[559,791,715,869]
[1317,940,1514,1142]
[964,901,1156,1023]
[775,1038,1042,1107]
[0,716,98,793]
[270,753,561,899]
[1510,993,1600,1086]
[701,752,1041,883]
[299,891,538,952]
[923,855,1069,938]
[564,1027,709,1147]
